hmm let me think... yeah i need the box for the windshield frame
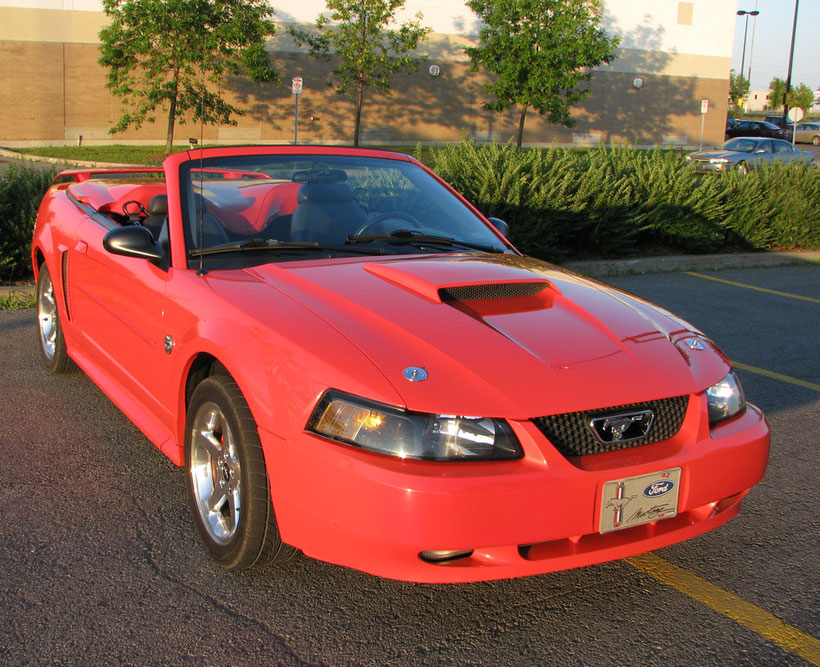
[175,148,515,270]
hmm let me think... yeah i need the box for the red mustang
[32,146,769,582]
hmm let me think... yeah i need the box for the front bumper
[261,396,769,583]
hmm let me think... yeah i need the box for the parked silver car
[686,137,815,174]
[794,123,820,146]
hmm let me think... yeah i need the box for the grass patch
[13,144,436,167]
[0,290,36,310]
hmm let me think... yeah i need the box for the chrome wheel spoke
[189,401,241,545]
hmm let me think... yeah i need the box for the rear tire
[36,264,71,374]
[185,375,297,570]
[812,136,820,146]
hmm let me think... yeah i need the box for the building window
[677,2,694,25]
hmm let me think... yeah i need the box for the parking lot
[0,264,818,665]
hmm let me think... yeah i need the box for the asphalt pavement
[1,264,817,665]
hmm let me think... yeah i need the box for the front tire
[185,375,296,570]
[736,162,749,174]
[36,264,71,374]
[812,136,820,146]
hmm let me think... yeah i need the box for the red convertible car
[32,146,769,583]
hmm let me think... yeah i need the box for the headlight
[709,158,730,164]
[307,390,523,461]
[685,155,692,161]
[706,372,746,426]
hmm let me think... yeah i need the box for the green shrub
[0,164,56,281]
[429,140,820,260]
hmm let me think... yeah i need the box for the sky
[732,0,819,92]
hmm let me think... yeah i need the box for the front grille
[439,281,547,302]
[532,395,689,457]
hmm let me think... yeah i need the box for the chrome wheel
[38,271,58,360]
[189,402,242,545]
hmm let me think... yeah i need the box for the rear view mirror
[487,217,510,238]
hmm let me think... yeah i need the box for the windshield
[180,153,510,267]
[718,139,757,153]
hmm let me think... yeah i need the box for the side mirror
[487,217,510,238]
[103,225,167,266]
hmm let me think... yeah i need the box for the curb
[4,251,818,299]
[562,250,820,279]
[0,147,140,169]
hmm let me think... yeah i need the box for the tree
[99,0,279,154]
[729,70,749,114]
[767,77,786,111]
[465,0,619,148]
[289,0,430,146]
[788,83,814,114]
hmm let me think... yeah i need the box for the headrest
[292,168,347,184]
[147,194,168,216]
[297,182,355,204]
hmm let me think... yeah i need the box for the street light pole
[747,0,759,84]
[736,9,759,91]
[736,9,759,112]
[783,0,800,124]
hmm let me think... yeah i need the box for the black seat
[142,194,167,240]
[290,183,367,244]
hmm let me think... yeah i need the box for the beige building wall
[0,3,732,148]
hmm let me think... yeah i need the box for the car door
[66,215,175,435]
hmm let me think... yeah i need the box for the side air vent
[439,281,548,302]
[61,251,71,320]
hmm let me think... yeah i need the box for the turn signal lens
[308,390,523,462]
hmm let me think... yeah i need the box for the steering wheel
[122,200,148,223]
[353,212,422,236]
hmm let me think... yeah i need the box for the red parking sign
[292,77,303,95]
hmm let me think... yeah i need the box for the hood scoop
[362,258,556,314]
[439,281,548,302]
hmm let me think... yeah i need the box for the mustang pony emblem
[590,410,655,444]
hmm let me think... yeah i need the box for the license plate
[599,468,682,533]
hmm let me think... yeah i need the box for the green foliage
[289,0,430,146]
[767,77,786,111]
[464,0,619,148]
[0,291,36,310]
[729,71,750,113]
[788,83,815,115]
[429,140,820,261]
[0,164,57,282]
[99,0,279,153]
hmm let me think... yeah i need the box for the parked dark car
[725,120,788,140]
[764,115,795,131]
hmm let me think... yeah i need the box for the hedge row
[2,146,819,283]
[423,140,820,261]
[0,164,56,281]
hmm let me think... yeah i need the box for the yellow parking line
[684,272,820,304]
[731,361,820,392]
[627,553,820,665]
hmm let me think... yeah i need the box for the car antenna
[196,84,206,276]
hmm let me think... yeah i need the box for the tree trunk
[354,81,364,147]
[164,70,180,155]
[516,103,528,149]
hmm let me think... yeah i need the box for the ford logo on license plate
[643,480,675,497]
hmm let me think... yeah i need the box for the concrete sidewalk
[4,250,818,300]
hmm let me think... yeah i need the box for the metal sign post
[788,106,804,144]
[292,77,303,144]
[699,99,708,149]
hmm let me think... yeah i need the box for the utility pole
[783,0,800,124]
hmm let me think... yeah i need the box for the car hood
[230,254,729,418]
